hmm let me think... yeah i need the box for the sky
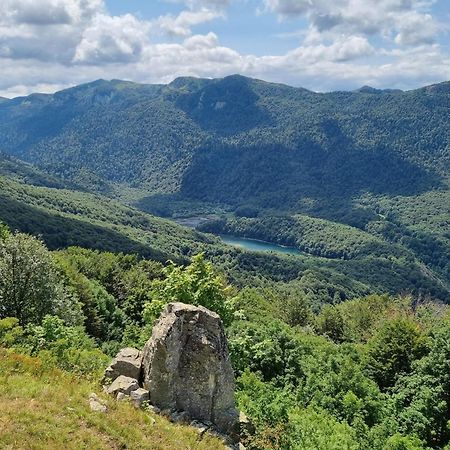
[0,0,449,97]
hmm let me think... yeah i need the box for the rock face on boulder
[104,347,142,381]
[141,302,238,434]
[106,375,140,396]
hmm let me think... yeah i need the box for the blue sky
[0,0,449,97]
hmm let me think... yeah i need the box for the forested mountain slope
[0,75,448,210]
[2,76,450,450]
[0,76,449,303]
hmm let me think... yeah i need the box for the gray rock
[88,393,107,413]
[229,411,255,443]
[116,392,128,401]
[130,388,149,408]
[170,410,190,424]
[238,412,255,436]
[190,420,209,437]
[104,347,142,381]
[142,302,239,435]
[226,444,246,450]
[146,404,161,414]
[106,375,139,396]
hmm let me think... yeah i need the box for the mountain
[0,76,449,302]
[0,75,448,210]
[2,76,450,450]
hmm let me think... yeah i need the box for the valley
[0,75,449,450]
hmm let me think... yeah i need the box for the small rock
[170,410,190,424]
[190,420,209,438]
[225,444,246,450]
[130,388,149,408]
[106,375,139,396]
[229,411,255,443]
[239,412,255,437]
[146,404,161,414]
[88,393,107,413]
[116,392,128,401]
[207,429,233,445]
[161,408,172,418]
[89,392,100,401]
[104,347,142,381]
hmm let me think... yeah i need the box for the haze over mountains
[0,75,449,302]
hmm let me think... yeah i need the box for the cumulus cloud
[73,13,150,63]
[0,0,150,63]
[264,0,441,47]
[155,9,223,37]
[0,0,104,25]
[287,36,375,63]
[0,0,449,98]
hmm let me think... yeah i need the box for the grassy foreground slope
[0,349,224,450]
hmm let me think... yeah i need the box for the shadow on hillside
[176,141,444,225]
[0,195,170,261]
[134,193,182,218]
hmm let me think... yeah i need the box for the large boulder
[104,347,142,381]
[141,302,238,434]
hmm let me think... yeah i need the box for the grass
[0,349,226,450]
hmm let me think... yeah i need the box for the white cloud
[0,0,152,64]
[73,13,150,64]
[155,9,223,37]
[287,36,375,63]
[0,0,104,25]
[0,0,449,98]
[264,0,441,47]
[394,11,439,45]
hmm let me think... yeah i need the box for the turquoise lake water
[219,235,302,256]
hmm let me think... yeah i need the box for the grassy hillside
[0,176,217,262]
[0,349,225,450]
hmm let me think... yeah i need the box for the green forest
[0,75,449,449]
[1,225,450,449]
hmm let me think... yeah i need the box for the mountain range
[0,75,449,303]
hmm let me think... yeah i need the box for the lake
[219,235,302,256]
[172,216,302,256]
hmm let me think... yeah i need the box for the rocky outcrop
[104,347,142,381]
[103,302,241,441]
[141,302,239,435]
[130,388,150,408]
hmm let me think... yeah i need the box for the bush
[0,232,80,325]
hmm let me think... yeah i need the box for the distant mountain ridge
[0,76,449,200]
